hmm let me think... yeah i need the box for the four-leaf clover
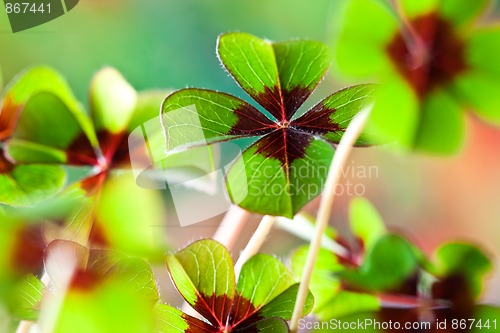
[162,32,375,218]
[336,0,500,154]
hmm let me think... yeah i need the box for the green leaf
[218,33,332,121]
[257,284,314,320]
[368,78,419,147]
[95,174,167,260]
[4,274,45,321]
[291,84,377,145]
[439,0,491,27]
[455,27,500,124]
[334,0,397,77]
[54,278,156,333]
[162,88,274,152]
[0,164,66,207]
[338,235,418,291]
[414,90,466,154]
[166,239,235,324]
[107,257,159,304]
[226,132,334,218]
[272,40,332,119]
[217,32,282,120]
[349,197,386,250]
[7,92,97,164]
[45,242,158,333]
[0,66,97,146]
[471,306,500,333]
[90,67,138,134]
[315,291,380,321]
[236,253,300,310]
[400,0,438,18]
[433,242,492,299]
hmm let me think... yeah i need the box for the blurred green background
[1,0,499,300]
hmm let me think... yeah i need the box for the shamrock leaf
[162,32,376,218]
[161,239,313,332]
[0,67,94,206]
[291,198,499,330]
[43,240,159,333]
[335,0,500,154]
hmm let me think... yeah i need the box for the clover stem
[289,106,372,333]
[394,0,429,68]
[212,205,250,251]
[234,215,276,277]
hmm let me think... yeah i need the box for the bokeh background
[1,0,499,304]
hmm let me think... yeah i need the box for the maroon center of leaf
[253,129,313,166]
[191,293,263,332]
[254,86,313,122]
[67,130,132,193]
[386,12,468,99]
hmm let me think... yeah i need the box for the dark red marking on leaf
[0,148,15,174]
[227,294,263,330]
[0,97,23,141]
[189,293,264,332]
[70,268,101,291]
[228,104,276,136]
[67,130,130,168]
[282,86,315,121]
[11,225,45,275]
[192,293,232,328]
[253,128,313,167]
[66,132,98,166]
[253,86,285,122]
[291,105,341,136]
[182,313,220,333]
[386,13,468,99]
[253,85,317,123]
[97,130,130,168]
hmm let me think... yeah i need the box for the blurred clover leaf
[43,240,159,333]
[0,67,88,206]
[335,0,500,154]
[162,32,376,218]
[0,66,169,260]
[291,197,499,330]
[158,239,314,332]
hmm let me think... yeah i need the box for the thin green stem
[289,106,372,332]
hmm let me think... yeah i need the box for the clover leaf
[0,67,90,206]
[159,239,313,332]
[0,66,170,259]
[43,240,159,333]
[335,0,500,154]
[161,32,376,218]
[291,198,499,330]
